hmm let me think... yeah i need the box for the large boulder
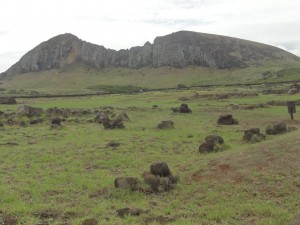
[243,128,266,142]
[199,142,216,153]
[179,103,192,113]
[150,162,171,177]
[217,114,239,125]
[114,177,139,190]
[144,162,177,193]
[205,135,224,145]
[143,173,161,192]
[266,121,287,135]
[199,134,225,153]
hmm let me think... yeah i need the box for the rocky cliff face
[2,31,299,76]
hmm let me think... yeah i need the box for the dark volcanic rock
[243,128,266,143]
[150,162,171,177]
[2,31,298,77]
[266,121,287,135]
[179,103,192,113]
[114,177,139,190]
[199,134,225,153]
[199,142,216,153]
[217,114,239,125]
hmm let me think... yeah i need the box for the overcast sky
[0,0,299,72]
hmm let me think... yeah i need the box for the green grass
[0,88,300,224]
[1,60,300,95]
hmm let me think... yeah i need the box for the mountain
[2,31,299,77]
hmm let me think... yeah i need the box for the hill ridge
[1,31,299,77]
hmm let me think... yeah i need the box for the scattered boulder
[199,134,225,153]
[98,112,125,129]
[144,162,177,193]
[143,173,161,192]
[157,120,174,129]
[94,112,109,124]
[266,121,287,135]
[199,142,215,153]
[205,135,224,145]
[114,177,139,190]
[109,116,125,129]
[17,105,44,117]
[150,162,171,177]
[217,114,239,125]
[179,103,192,113]
[243,128,266,143]
[0,97,16,105]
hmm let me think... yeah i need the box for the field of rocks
[0,84,300,225]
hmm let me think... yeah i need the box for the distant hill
[1,31,299,78]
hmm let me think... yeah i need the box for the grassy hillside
[1,60,300,96]
[0,87,299,224]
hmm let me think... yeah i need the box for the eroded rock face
[2,31,298,77]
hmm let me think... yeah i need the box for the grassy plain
[1,61,300,95]
[0,86,300,225]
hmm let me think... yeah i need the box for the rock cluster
[266,121,287,135]
[171,103,192,113]
[217,114,239,125]
[199,135,224,153]
[243,128,266,143]
[114,162,177,193]
[95,112,127,129]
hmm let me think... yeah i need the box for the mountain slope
[1,31,299,77]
